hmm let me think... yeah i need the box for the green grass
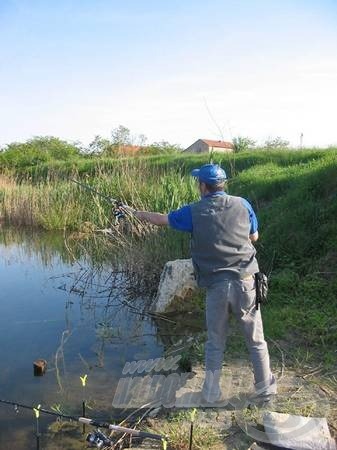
[151,409,224,450]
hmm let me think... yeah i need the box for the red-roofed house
[184,139,234,153]
[117,145,141,155]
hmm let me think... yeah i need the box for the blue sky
[1,0,337,148]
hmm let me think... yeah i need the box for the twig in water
[55,330,72,392]
[78,353,92,371]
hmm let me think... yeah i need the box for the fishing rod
[71,178,133,222]
[0,399,166,447]
[71,179,120,205]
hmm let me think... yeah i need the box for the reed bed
[0,160,198,292]
[0,157,200,231]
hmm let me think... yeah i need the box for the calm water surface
[0,229,165,449]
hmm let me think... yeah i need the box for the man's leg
[202,281,230,402]
[230,277,277,398]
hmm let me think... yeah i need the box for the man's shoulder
[189,199,202,209]
[168,204,193,232]
[168,203,192,217]
[222,194,246,208]
[240,197,254,210]
[191,194,239,210]
[226,195,253,207]
[226,194,242,202]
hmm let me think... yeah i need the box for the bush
[138,141,182,155]
[0,136,81,169]
[263,136,290,149]
[232,136,256,152]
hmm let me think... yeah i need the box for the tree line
[0,125,182,169]
[0,124,293,170]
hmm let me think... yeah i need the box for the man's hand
[249,231,259,242]
[119,204,136,215]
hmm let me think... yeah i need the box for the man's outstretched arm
[121,204,191,231]
[133,210,169,226]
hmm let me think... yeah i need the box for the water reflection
[0,228,164,449]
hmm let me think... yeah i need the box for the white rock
[152,259,197,312]
[263,411,336,450]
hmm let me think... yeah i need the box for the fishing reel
[86,429,113,448]
[112,202,137,224]
[113,209,126,221]
[112,201,127,222]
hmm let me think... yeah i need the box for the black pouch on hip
[254,272,268,310]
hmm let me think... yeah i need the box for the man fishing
[123,163,276,406]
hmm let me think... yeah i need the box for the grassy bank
[1,148,337,365]
[0,148,333,229]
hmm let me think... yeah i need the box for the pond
[0,229,169,449]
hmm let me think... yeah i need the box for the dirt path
[143,359,337,449]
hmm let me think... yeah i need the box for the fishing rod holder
[0,398,166,448]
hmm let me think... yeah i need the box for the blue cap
[191,164,227,185]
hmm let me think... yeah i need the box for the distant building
[117,144,141,155]
[184,139,234,154]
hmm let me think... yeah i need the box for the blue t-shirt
[168,192,258,234]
